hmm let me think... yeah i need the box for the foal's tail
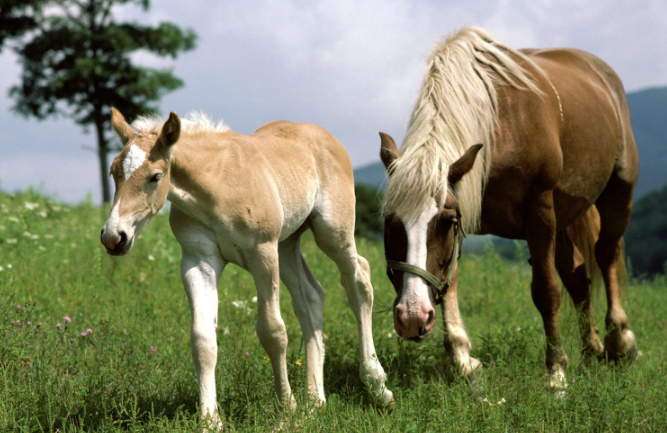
[567,206,603,297]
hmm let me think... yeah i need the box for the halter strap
[386,223,465,305]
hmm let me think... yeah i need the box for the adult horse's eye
[150,173,162,183]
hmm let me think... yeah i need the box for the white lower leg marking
[123,144,147,180]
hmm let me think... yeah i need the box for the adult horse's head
[100,108,181,256]
[379,132,482,342]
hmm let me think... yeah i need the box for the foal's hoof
[378,398,395,414]
[603,329,638,363]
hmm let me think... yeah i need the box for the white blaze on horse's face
[393,199,439,341]
[101,109,180,256]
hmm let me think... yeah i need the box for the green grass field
[1,190,666,432]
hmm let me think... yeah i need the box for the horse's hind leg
[555,226,604,364]
[278,232,326,405]
[594,176,638,361]
[308,212,394,407]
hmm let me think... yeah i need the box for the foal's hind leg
[278,233,326,405]
[555,228,604,364]
[247,242,296,410]
[594,178,638,361]
[309,213,394,407]
[526,190,568,390]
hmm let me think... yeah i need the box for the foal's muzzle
[100,229,132,256]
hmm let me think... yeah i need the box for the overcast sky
[1,0,666,204]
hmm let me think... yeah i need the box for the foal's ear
[448,144,483,184]
[379,132,400,174]
[158,112,181,152]
[111,107,136,146]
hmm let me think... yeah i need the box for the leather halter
[386,218,465,306]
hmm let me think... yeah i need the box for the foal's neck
[166,136,210,217]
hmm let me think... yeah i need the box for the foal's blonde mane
[383,26,544,233]
[131,112,230,136]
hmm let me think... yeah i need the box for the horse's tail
[566,206,603,298]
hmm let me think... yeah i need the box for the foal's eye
[150,173,162,183]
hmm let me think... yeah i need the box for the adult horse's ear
[379,132,400,174]
[111,107,136,146]
[448,144,483,184]
[158,112,181,152]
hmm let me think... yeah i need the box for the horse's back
[483,48,638,235]
[529,48,638,193]
[251,121,356,238]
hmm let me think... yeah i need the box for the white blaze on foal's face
[122,144,147,180]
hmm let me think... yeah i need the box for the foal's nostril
[118,231,128,246]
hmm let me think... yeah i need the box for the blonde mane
[131,111,230,136]
[383,26,545,233]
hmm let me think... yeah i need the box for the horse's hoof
[603,329,637,363]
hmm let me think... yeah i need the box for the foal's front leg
[181,251,226,429]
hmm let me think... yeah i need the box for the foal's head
[100,108,181,256]
[380,133,482,342]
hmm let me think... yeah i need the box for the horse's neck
[166,137,215,223]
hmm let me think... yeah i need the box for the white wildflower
[38,211,47,218]
[44,234,54,239]
[0,266,3,272]
[7,264,11,269]
[38,246,46,251]
[23,232,39,240]
[148,255,155,261]
[7,217,19,223]
[24,202,39,210]
[6,239,17,244]
[232,300,247,309]
[222,327,230,335]
[251,296,257,303]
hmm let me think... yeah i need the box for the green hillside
[626,87,667,198]
[354,86,667,199]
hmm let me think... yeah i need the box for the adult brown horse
[380,27,638,391]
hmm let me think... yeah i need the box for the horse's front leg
[440,266,482,389]
[181,249,226,430]
[525,190,568,393]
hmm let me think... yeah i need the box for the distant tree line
[625,183,667,277]
[354,183,383,238]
